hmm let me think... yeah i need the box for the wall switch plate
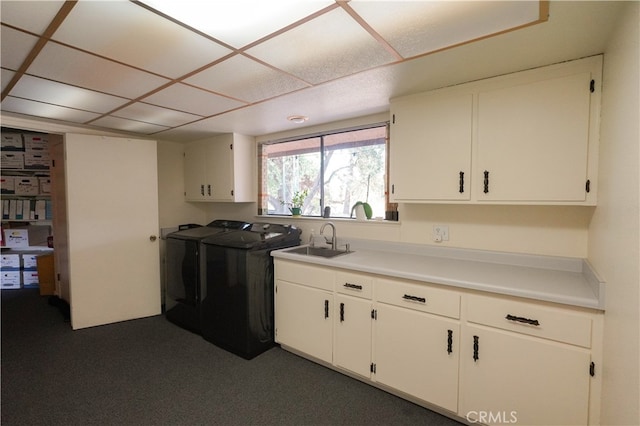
[433,225,449,242]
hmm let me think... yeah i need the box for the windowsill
[254,214,400,225]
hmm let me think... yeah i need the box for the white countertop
[271,239,605,311]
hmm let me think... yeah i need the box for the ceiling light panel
[1,97,103,124]
[349,0,542,59]
[0,27,39,71]
[0,0,65,34]
[184,54,309,103]
[246,8,398,85]
[10,75,129,114]
[28,43,171,99]
[143,83,246,116]
[112,102,202,127]
[51,1,233,78]
[139,0,335,49]
[90,115,170,135]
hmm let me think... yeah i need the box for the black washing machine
[165,219,249,333]
[201,223,301,359]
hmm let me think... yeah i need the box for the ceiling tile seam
[238,52,315,87]
[0,1,77,101]
[237,2,342,52]
[82,51,250,126]
[131,0,239,53]
[105,112,175,129]
[136,100,208,118]
[337,2,404,62]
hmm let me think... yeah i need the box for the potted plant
[280,189,308,217]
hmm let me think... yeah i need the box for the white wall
[588,3,640,425]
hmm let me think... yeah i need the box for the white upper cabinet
[390,92,473,201]
[389,55,602,205]
[184,133,255,202]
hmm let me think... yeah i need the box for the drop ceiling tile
[113,102,201,127]
[1,96,102,124]
[0,0,65,34]
[51,1,233,78]
[10,75,129,113]
[140,0,335,49]
[246,8,397,85]
[0,26,39,71]
[1,69,16,93]
[185,54,309,103]
[143,83,245,117]
[349,0,542,59]
[28,42,170,99]
[90,115,169,135]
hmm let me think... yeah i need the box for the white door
[64,134,161,329]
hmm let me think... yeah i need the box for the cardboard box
[24,152,50,170]
[1,254,21,269]
[22,270,39,286]
[22,254,38,269]
[1,176,16,194]
[4,229,29,248]
[39,177,51,194]
[23,134,48,151]
[1,271,21,288]
[1,133,23,150]
[15,177,39,195]
[37,254,55,295]
[1,152,24,169]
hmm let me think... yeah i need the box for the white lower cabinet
[274,261,334,364]
[273,259,602,425]
[459,293,598,425]
[374,303,460,412]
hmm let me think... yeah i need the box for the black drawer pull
[483,170,490,194]
[447,329,453,354]
[324,300,329,319]
[505,314,540,326]
[459,171,464,193]
[340,302,345,322]
[473,335,479,362]
[343,283,363,290]
[402,294,426,303]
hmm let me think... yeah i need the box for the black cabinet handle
[340,303,344,322]
[207,184,211,196]
[459,171,464,193]
[447,329,453,354]
[483,171,490,194]
[473,335,479,362]
[505,314,540,326]
[343,283,363,290]
[324,300,329,319]
[402,294,426,303]
[200,184,205,196]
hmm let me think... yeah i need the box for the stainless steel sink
[286,246,353,258]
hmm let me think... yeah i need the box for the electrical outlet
[433,225,449,242]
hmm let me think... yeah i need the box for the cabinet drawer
[376,278,460,319]
[274,260,334,291]
[335,270,373,299]
[466,294,593,348]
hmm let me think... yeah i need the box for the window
[259,123,388,219]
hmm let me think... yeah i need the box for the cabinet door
[207,135,233,201]
[374,303,460,412]
[390,92,472,201]
[275,280,333,364]
[334,294,372,378]
[184,141,207,201]
[459,324,591,425]
[476,72,592,202]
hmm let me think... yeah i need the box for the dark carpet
[1,289,463,426]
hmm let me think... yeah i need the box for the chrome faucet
[320,222,337,250]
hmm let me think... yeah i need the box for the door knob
[149,235,157,242]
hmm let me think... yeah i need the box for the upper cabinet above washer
[184,133,255,202]
[390,55,602,205]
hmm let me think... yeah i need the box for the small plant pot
[290,207,301,217]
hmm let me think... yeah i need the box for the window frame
[258,121,391,218]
